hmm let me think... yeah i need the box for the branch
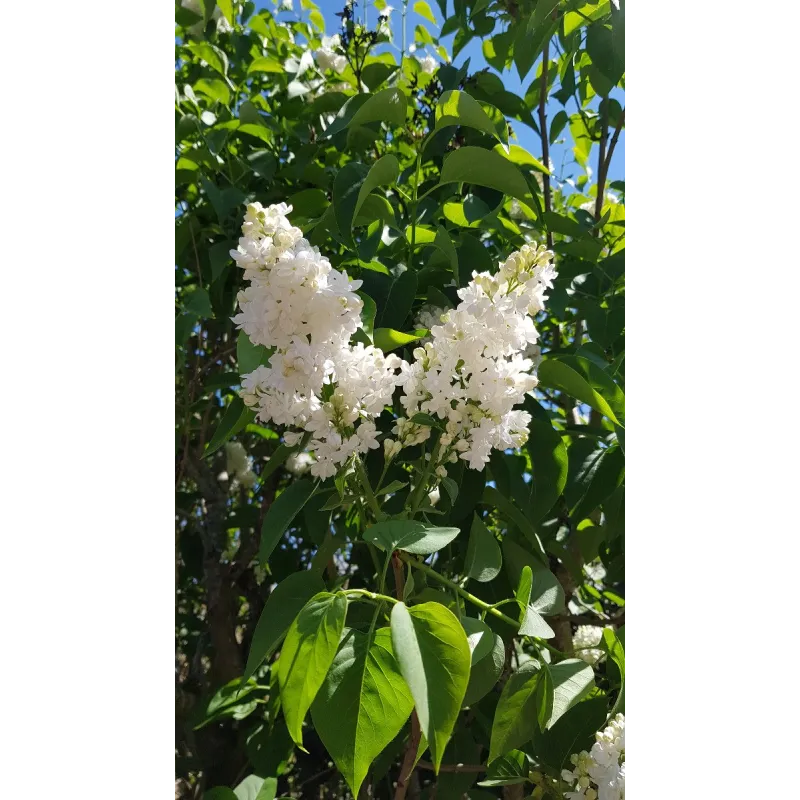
[537,37,553,249]
[594,109,625,223]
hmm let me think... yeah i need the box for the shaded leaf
[242,570,325,684]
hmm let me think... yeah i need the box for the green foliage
[278,591,347,746]
[390,601,471,770]
[311,628,414,796]
[175,0,625,795]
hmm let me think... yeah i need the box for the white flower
[427,487,440,506]
[233,203,406,480]
[563,715,625,800]
[573,625,605,665]
[225,441,257,488]
[383,438,401,461]
[398,242,557,472]
[415,54,437,74]
[279,0,293,10]
[315,35,347,74]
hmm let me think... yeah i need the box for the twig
[594,109,625,223]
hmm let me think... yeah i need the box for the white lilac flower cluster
[223,442,257,488]
[315,35,347,74]
[232,203,403,480]
[562,714,625,800]
[573,625,606,666]
[392,243,557,471]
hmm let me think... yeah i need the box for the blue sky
[259,0,624,188]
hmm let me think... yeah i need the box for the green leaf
[603,627,625,681]
[502,538,564,614]
[463,628,504,706]
[538,358,622,426]
[532,697,607,772]
[205,398,255,457]
[550,109,569,144]
[548,659,595,728]
[376,479,409,496]
[434,225,459,280]
[455,231,493,286]
[526,418,568,521]
[185,42,228,77]
[260,442,298,481]
[570,446,625,523]
[332,162,370,246]
[242,570,325,684]
[373,327,424,353]
[259,479,316,564]
[311,628,414,797]
[515,566,555,639]
[439,147,531,204]
[586,22,624,86]
[481,486,543,560]
[185,288,213,318]
[199,0,216,24]
[380,270,417,330]
[233,775,278,800]
[358,292,377,341]
[195,78,231,106]
[309,8,325,30]
[440,476,458,505]
[390,601,471,770]
[248,56,283,74]
[513,20,536,80]
[488,661,542,762]
[494,143,550,173]
[353,155,400,225]
[461,616,495,665]
[543,211,588,238]
[534,661,554,732]
[238,330,271,375]
[406,225,437,245]
[465,514,502,582]
[556,355,625,423]
[414,0,438,24]
[326,88,408,139]
[410,412,439,427]
[479,750,532,787]
[362,63,399,90]
[434,90,506,145]
[279,592,348,747]
[216,0,234,23]
[352,88,407,127]
[364,520,461,555]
